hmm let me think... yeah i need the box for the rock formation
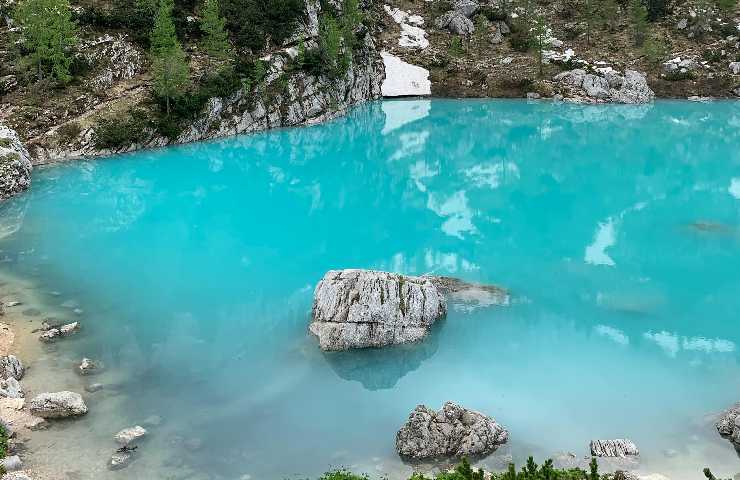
[0,355,24,381]
[553,69,654,104]
[310,269,447,350]
[114,426,147,446]
[396,401,508,459]
[0,125,32,200]
[716,402,740,449]
[589,439,639,457]
[29,391,88,418]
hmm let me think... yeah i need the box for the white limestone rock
[716,402,740,449]
[0,355,23,381]
[553,69,654,104]
[436,11,474,36]
[381,52,431,97]
[310,269,446,350]
[0,125,32,200]
[108,451,132,470]
[29,391,88,418]
[78,357,102,375]
[114,425,147,446]
[589,439,640,457]
[730,62,740,75]
[396,401,508,459]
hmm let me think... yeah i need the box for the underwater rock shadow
[319,328,440,391]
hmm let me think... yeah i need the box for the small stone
[59,322,79,336]
[0,377,23,398]
[114,426,147,446]
[0,355,24,380]
[85,383,104,393]
[109,451,132,470]
[677,18,688,30]
[4,301,21,308]
[0,455,22,471]
[527,92,541,99]
[730,62,740,75]
[500,57,513,65]
[78,358,102,375]
[29,391,88,418]
[39,328,60,343]
[73,308,83,316]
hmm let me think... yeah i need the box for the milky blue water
[1,100,740,479]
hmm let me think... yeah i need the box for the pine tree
[579,0,617,45]
[150,0,190,116]
[629,0,649,46]
[531,13,548,78]
[14,0,77,83]
[200,0,231,65]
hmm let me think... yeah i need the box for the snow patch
[381,52,431,97]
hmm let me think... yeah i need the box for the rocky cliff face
[0,125,32,200]
[10,0,384,164]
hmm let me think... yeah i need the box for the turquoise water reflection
[0,99,739,479]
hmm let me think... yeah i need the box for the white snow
[381,52,431,97]
[399,23,429,49]
[384,4,428,49]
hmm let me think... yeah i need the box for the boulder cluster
[553,69,655,104]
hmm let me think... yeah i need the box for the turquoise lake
[0,99,739,479]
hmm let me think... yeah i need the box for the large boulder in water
[29,391,88,418]
[396,401,508,460]
[716,402,740,449]
[310,269,447,351]
[0,125,32,200]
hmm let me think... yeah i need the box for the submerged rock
[85,383,104,393]
[396,401,508,459]
[39,322,80,343]
[424,276,509,311]
[310,270,446,351]
[553,69,654,104]
[29,391,88,418]
[0,125,32,201]
[78,357,102,375]
[0,355,24,381]
[716,402,740,449]
[109,451,132,470]
[114,426,147,446]
[589,439,639,457]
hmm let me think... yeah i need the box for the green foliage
[316,13,350,78]
[579,0,617,45]
[628,0,649,46]
[646,0,667,21]
[642,33,668,67]
[13,0,78,83]
[221,0,305,52]
[530,14,549,77]
[73,0,153,45]
[200,0,231,63]
[0,422,8,459]
[340,0,364,51]
[509,22,532,52]
[150,0,190,116]
[448,36,465,57]
[318,470,369,480]
[715,0,735,16]
[92,108,153,149]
